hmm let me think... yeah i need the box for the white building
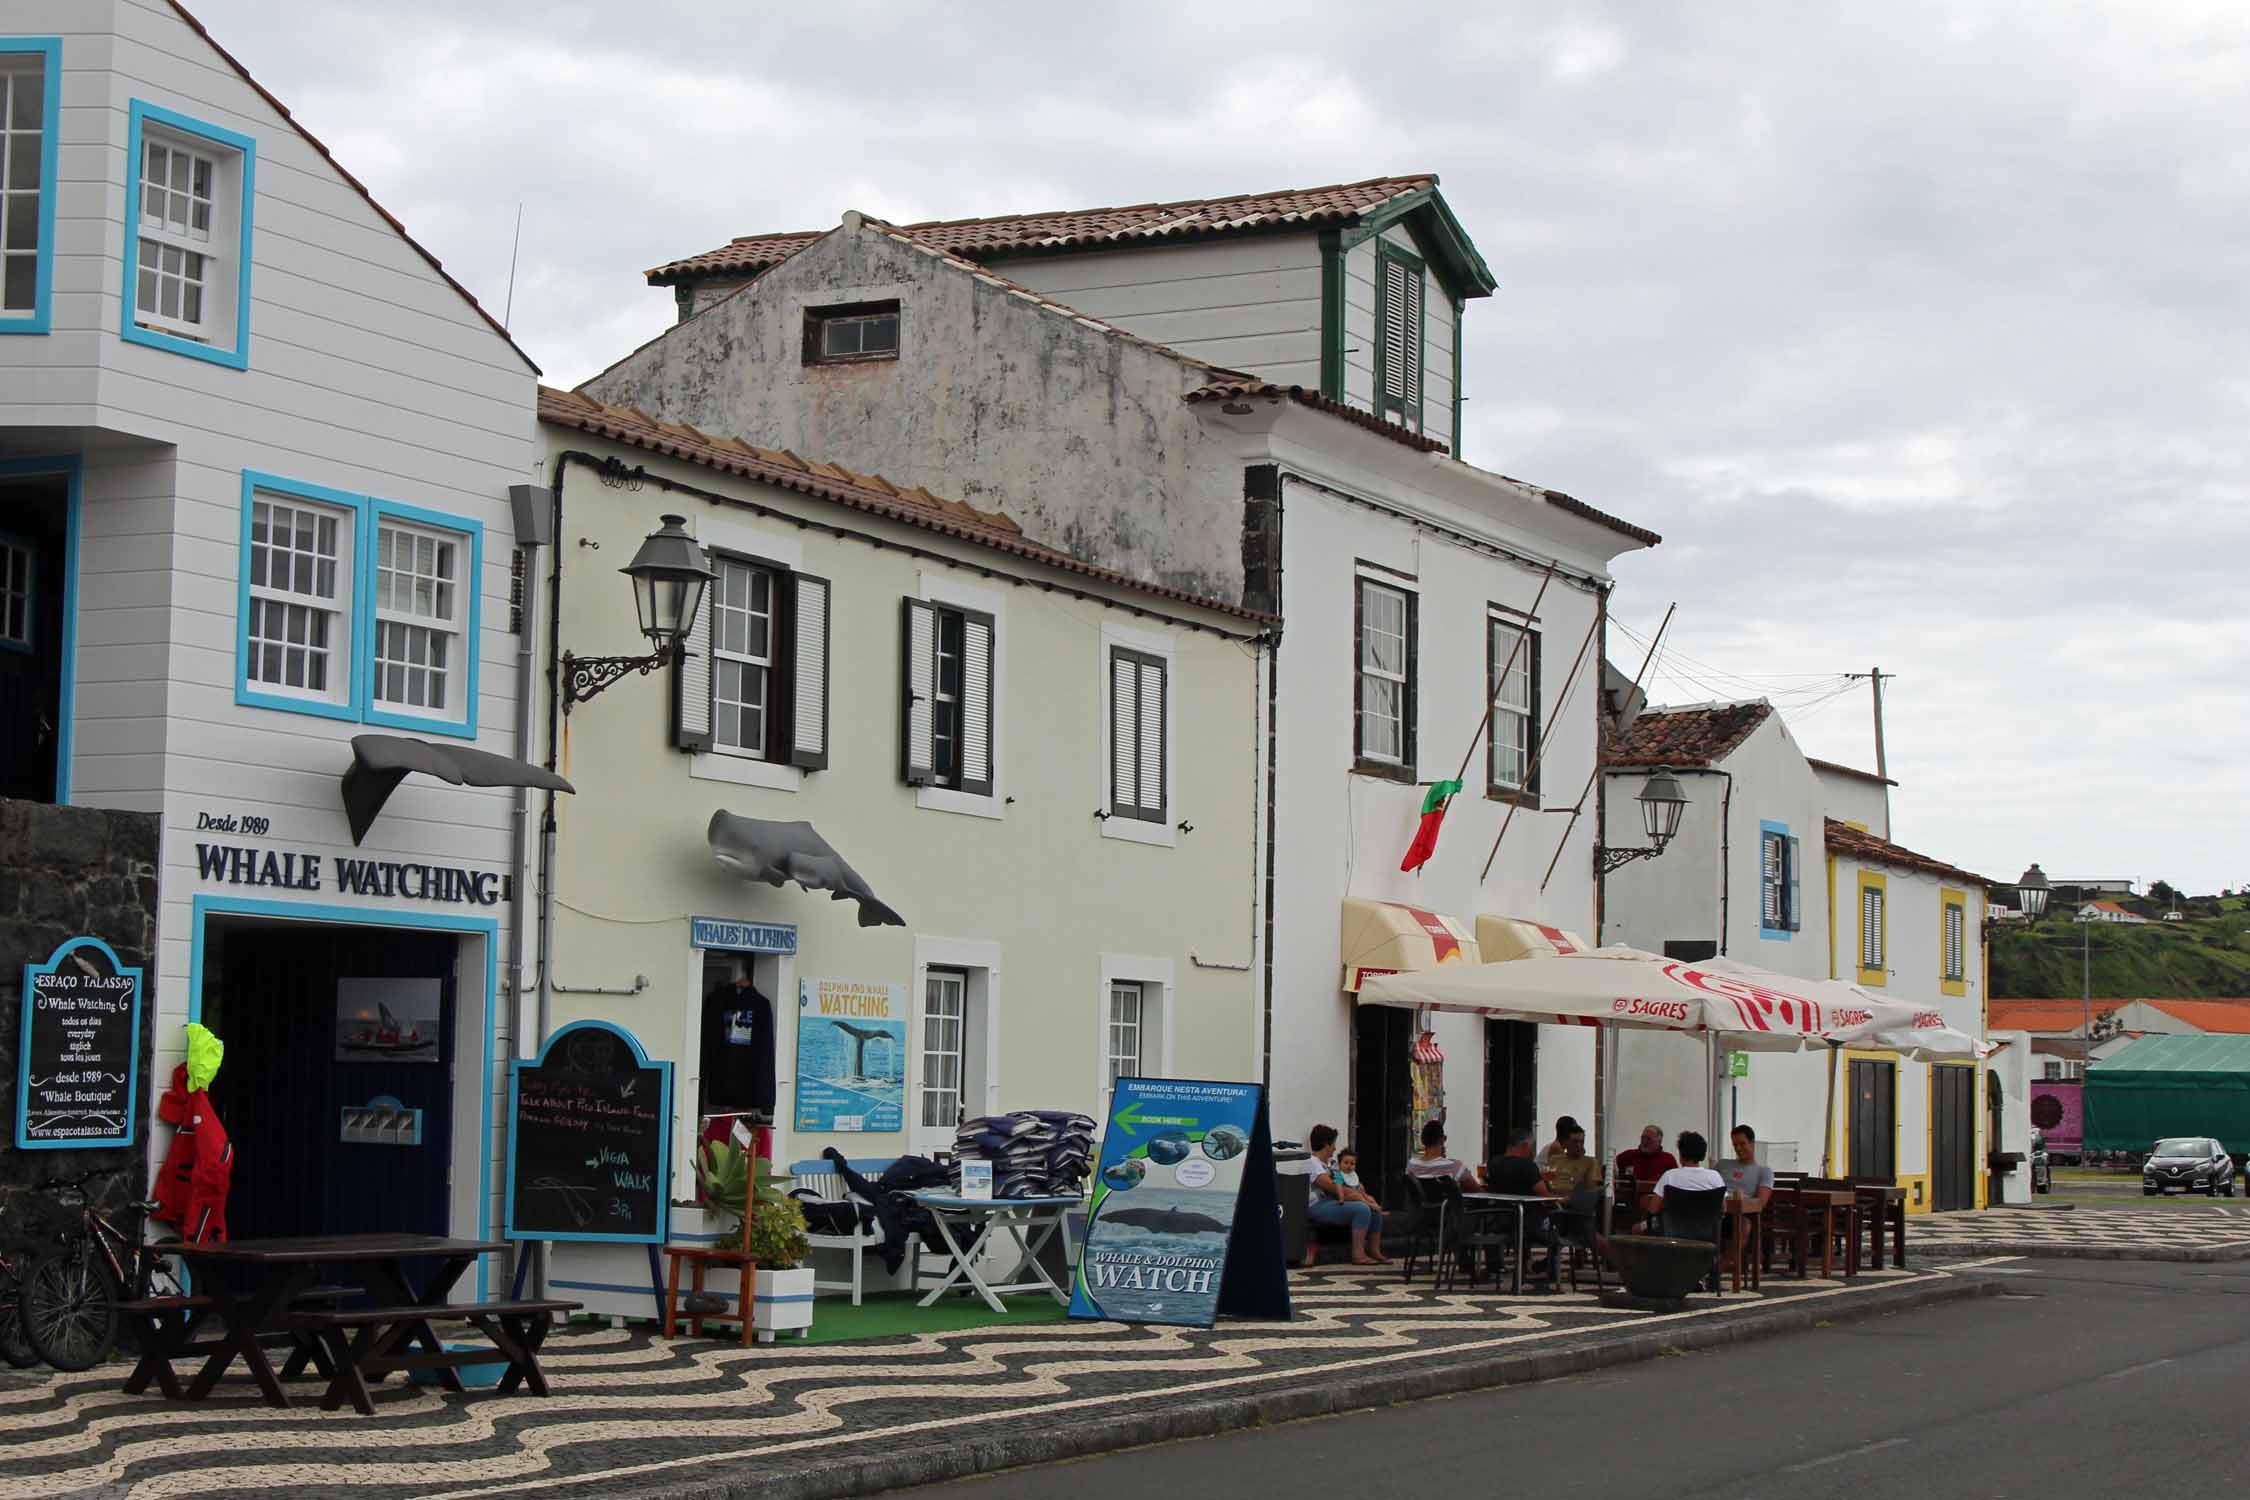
[531,389,1265,1311]
[1602,701,1998,1212]
[592,177,1663,1199]
[0,2,540,1277]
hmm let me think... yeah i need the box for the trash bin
[1273,1143,1313,1265]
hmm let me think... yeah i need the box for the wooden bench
[116,1295,213,1399]
[289,1298,579,1415]
[789,1157,895,1306]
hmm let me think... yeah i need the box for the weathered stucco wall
[587,218,1246,604]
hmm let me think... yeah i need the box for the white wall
[1815,765,1890,838]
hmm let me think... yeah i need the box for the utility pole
[1845,668,1892,782]
[2082,918,2092,1079]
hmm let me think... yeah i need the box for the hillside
[1990,895,2250,999]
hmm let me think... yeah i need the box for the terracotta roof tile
[648,175,1436,283]
[1604,701,1773,768]
[1808,756,1898,787]
[1824,818,1991,887]
[537,387,1268,625]
[1988,999,2129,1033]
[1185,377,1448,454]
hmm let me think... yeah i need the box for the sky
[192,0,2250,894]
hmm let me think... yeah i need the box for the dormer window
[804,300,899,365]
[121,101,255,368]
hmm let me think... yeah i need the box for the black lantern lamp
[561,514,714,713]
[1596,765,1692,875]
[2015,862,2051,920]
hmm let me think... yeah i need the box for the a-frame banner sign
[1069,1077,1290,1327]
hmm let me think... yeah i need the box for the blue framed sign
[16,936,143,1150]
[689,916,798,954]
[504,1021,674,1244]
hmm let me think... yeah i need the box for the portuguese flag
[1400,778,1463,873]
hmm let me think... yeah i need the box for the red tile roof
[649,175,1438,284]
[167,2,539,375]
[1988,997,2250,1035]
[1807,756,1897,787]
[1824,818,1991,887]
[1605,701,1773,767]
[2141,999,2250,1032]
[1185,377,1449,454]
[537,387,1274,626]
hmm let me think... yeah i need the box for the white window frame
[1096,954,1173,1115]
[709,552,779,761]
[916,574,1005,822]
[370,516,467,722]
[1356,573,1413,770]
[1486,614,1536,796]
[132,123,241,345]
[0,49,53,323]
[912,936,1000,1155]
[685,517,805,793]
[244,489,353,706]
[0,534,31,649]
[1943,900,1968,984]
[1099,621,1175,848]
[1106,982,1144,1089]
[919,967,967,1134]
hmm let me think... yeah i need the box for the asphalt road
[894,1259,2250,1499]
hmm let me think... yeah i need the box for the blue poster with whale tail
[1070,1077,1290,1327]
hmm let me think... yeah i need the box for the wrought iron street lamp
[1594,766,1691,875]
[560,514,714,713]
[2015,862,2051,919]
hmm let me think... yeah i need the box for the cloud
[187,0,2250,891]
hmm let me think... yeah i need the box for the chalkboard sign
[504,1021,673,1244]
[16,937,143,1151]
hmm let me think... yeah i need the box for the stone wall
[0,798,161,1241]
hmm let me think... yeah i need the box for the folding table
[909,1192,1081,1314]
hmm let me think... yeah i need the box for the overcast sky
[195,0,2248,894]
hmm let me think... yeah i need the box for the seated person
[1306,1122,1388,1265]
[1614,1123,1679,1188]
[1486,1126,1563,1286]
[1536,1114,1582,1171]
[1543,1125,1602,1198]
[1719,1123,1775,1214]
[1405,1118,1485,1189]
[1334,1148,1384,1215]
[1642,1130,1727,1232]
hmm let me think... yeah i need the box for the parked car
[2142,1137,2236,1196]
[2029,1129,2052,1194]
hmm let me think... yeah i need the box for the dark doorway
[1484,1020,1537,1166]
[1352,1004,1413,1209]
[1848,1059,1896,1182]
[203,919,460,1243]
[1985,1070,2005,1206]
[0,475,68,803]
[1662,940,1718,963]
[1932,1064,1977,1211]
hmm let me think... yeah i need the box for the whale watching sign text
[1069,1077,1288,1328]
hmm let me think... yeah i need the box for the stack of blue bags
[951,1110,1098,1198]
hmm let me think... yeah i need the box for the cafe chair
[1552,1187,1608,1294]
[1398,1175,1444,1283]
[1419,1176,1509,1295]
[1655,1187,1728,1294]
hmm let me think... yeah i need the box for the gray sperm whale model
[1102,1205,1227,1235]
[829,1020,892,1077]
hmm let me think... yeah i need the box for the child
[1334,1149,1384,1215]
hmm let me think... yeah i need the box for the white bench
[789,1157,904,1306]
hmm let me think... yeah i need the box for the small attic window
[804,300,899,365]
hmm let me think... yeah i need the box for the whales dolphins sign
[795,978,907,1132]
[1070,1077,1290,1328]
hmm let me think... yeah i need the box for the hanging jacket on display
[152,1062,233,1245]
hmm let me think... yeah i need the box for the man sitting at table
[1486,1127,1564,1287]
[1720,1124,1775,1213]
[1406,1118,1486,1188]
[1614,1124,1678,1187]
[1642,1130,1727,1231]
[1544,1124,1602,1198]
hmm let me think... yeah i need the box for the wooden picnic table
[1855,1184,1908,1269]
[160,1235,506,1409]
[1768,1186,1860,1281]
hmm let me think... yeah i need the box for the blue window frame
[1759,820,1802,939]
[235,471,482,738]
[0,39,61,335]
[121,100,256,368]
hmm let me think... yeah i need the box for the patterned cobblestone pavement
[0,1265,1941,1500]
[1911,1203,2250,1258]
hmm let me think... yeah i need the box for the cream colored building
[530,390,1267,1310]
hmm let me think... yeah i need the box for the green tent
[2082,1034,2250,1154]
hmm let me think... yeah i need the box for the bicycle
[0,1244,35,1367]
[18,1169,188,1372]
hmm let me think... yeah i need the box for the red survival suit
[152,1064,233,1245]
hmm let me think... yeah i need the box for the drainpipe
[536,454,571,1061]
[504,484,552,1065]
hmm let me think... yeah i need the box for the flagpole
[1478,604,1603,882]
[1538,604,1674,893]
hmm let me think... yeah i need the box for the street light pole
[2082,917,2092,1079]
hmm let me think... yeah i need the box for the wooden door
[1932,1064,1977,1211]
[1484,1019,1537,1167]
[1353,1005,1413,1209]
[1848,1059,1897,1182]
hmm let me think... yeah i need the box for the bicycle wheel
[0,1277,36,1368]
[22,1244,119,1371]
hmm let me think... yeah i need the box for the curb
[624,1274,1997,1500]
[1920,1240,2250,1263]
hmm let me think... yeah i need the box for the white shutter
[1138,657,1165,817]
[900,598,936,784]
[958,612,993,796]
[1762,837,1782,927]
[673,581,713,752]
[1401,268,1422,419]
[1109,651,1136,815]
[1380,257,1410,406]
[789,573,829,770]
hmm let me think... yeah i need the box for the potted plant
[695,1140,815,1341]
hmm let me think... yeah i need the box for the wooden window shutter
[957,611,995,796]
[788,572,830,770]
[1380,256,1411,410]
[1786,835,1803,932]
[900,597,936,784]
[1139,655,1166,818]
[1109,650,1136,816]
[1401,267,1423,422]
[1761,836,1782,928]
[672,580,713,752]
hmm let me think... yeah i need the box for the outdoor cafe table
[1772,1187,1860,1281]
[166,1234,505,1408]
[909,1192,1081,1315]
[1460,1193,1552,1295]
